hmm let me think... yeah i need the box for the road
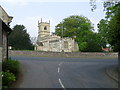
[11,56,118,88]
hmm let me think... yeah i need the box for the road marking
[59,78,65,88]
[58,67,60,73]
[59,62,63,66]
[59,63,61,66]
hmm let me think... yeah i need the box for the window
[37,42,43,46]
[44,26,47,30]
[64,41,68,48]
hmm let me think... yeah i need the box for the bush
[2,71,16,86]
[2,58,20,76]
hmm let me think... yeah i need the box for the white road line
[59,78,65,88]
[59,63,61,66]
[58,67,60,73]
[59,62,63,66]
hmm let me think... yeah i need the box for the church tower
[38,18,50,38]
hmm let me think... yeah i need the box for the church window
[44,26,47,30]
[37,42,43,46]
[64,41,68,48]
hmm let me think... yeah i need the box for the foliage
[2,58,20,76]
[90,0,120,11]
[97,19,108,48]
[55,15,93,38]
[55,15,102,52]
[8,25,34,50]
[79,42,87,51]
[2,59,20,89]
[106,3,120,52]
[2,71,16,86]
[98,3,120,52]
[85,33,102,52]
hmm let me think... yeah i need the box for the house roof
[0,5,13,19]
[0,19,12,32]
[0,5,13,26]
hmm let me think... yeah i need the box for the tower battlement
[37,19,50,38]
[38,22,50,24]
[38,18,50,24]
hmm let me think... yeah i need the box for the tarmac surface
[11,56,118,88]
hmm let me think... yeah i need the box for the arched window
[37,42,43,46]
[44,26,47,30]
[64,41,68,48]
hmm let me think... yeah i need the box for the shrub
[2,71,16,86]
[2,58,20,76]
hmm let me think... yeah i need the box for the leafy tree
[97,2,120,52]
[90,0,120,11]
[90,0,120,51]
[91,0,120,75]
[85,32,102,52]
[55,15,102,52]
[55,15,93,38]
[97,19,108,48]
[105,3,120,52]
[8,25,34,50]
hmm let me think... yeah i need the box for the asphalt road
[11,56,118,88]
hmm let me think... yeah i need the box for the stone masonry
[0,6,13,61]
[35,19,79,52]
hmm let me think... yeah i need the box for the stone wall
[36,37,79,52]
[2,30,7,60]
[0,47,2,62]
[9,50,118,58]
[0,18,2,62]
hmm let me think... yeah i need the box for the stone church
[35,19,79,52]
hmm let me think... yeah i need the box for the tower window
[37,42,43,46]
[64,41,68,48]
[44,26,47,30]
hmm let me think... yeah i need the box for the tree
[90,0,120,50]
[90,0,120,79]
[8,25,34,50]
[97,19,108,48]
[97,2,120,52]
[55,15,102,52]
[55,15,93,38]
[106,4,120,52]
[90,0,120,11]
[105,3,120,87]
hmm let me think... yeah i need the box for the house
[102,47,112,52]
[0,6,13,61]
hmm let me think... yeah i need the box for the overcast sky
[0,0,105,37]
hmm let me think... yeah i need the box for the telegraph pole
[61,22,64,52]
[62,22,63,39]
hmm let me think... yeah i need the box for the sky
[0,0,106,37]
